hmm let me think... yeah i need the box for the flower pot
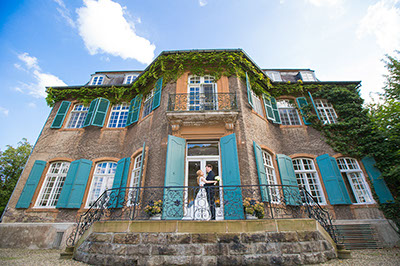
[246,214,257,220]
[149,214,161,220]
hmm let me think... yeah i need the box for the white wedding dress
[184,177,211,220]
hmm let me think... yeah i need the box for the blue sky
[0,0,399,150]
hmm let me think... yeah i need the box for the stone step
[337,249,352,259]
[335,224,381,250]
[59,251,74,260]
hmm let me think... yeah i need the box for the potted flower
[243,198,265,219]
[144,200,163,220]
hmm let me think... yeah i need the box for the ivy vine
[46,51,272,107]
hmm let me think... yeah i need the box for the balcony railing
[167,93,238,112]
[66,184,337,247]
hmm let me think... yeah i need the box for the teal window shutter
[152,78,163,110]
[83,98,98,127]
[126,95,142,126]
[270,97,281,124]
[253,141,269,202]
[162,135,186,220]
[220,133,245,220]
[83,98,110,127]
[362,157,394,203]
[316,154,351,205]
[276,154,301,205]
[262,94,275,122]
[246,72,254,108]
[56,159,92,209]
[92,98,110,127]
[296,97,311,125]
[51,101,71,129]
[308,92,321,120]
[111,157,131,208]
[16,160,47,208]
[57,160,79,208]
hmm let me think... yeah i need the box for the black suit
[205,170,216,220]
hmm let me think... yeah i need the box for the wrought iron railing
[66,184,337,247]
[167,93,237,112]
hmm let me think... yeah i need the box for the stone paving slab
[0,247,399,265]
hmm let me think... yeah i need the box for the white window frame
[293,158,326,205]
[91,75,105,85]
[262,150,280,204]
[266,71,282,82]
[35,162,70,208]
[187,75,218,111]
[336,157,374,204]
[66,104,89,128]
[277,99,301,125]
[251,90,264,117]
[127,153,143,206]
[124,75,137,84]
[300,72,316,82]
[315,99,338,124]
[86,162,117,207]
[142,89,155,118]
[107,103,129,128]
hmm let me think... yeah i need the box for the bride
[190,170,217,220]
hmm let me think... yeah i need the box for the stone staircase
[335,224,381,250]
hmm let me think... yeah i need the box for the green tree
[0,138,32,216]
[368,51,400,235]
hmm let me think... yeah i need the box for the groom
[205,164,216,220]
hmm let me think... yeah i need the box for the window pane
[187,143,219,156]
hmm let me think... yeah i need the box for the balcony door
[184,142,223,220]
[188,75,218,111]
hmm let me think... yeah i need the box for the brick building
[0,49,397,250]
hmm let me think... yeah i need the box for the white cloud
[18,53,40,70]
[14,52,67,98]
[0,107,9,116]
[357,0,400,53]
[28,102,37,108]
[76,0,155,64]
[54,0,76,28]
[199,0,208,7]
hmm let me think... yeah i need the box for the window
[300,72,316,82]
[66,104,89,128]
[266,71,282,82]
[142,89,155,118]
[128,153,143,205]
[262,151,279,203]
[86,162,117,207]
[124,75,137,84]
[293,158,326,204]
[188,75,217,111]
[251,90,264,117]
[91,75,104,85]
[277,100,301,125]
[337,158,373,204]
[108,103,129,128]
[315,99,337,124]
[36,162,70,208]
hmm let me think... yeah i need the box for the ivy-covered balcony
[166,93,239,130]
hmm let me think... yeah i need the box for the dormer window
[124,75,137,84]
[266,71,282,82]
[300,72,316,82]
[91,75,104,85]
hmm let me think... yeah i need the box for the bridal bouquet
[214,176,221,185]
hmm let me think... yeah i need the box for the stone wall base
[74,219,336,265]
[0,223,75,249]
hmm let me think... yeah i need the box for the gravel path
[0,248,399,265]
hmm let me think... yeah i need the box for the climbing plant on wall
[46,51,272,107]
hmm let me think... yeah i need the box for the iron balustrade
[167,93,238,112]
[66,184,337,247]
